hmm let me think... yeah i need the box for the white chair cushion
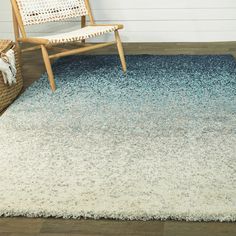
[36,25,119,44]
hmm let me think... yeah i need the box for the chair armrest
[17,37,49,45]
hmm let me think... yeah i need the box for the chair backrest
[15,0,88,26]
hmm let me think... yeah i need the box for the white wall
[1,0,236,42]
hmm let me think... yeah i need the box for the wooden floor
[1,43,236,235]
[0,217,236,236]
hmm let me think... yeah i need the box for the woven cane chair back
[15,0,88,26]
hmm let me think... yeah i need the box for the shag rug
[0,55,236,222]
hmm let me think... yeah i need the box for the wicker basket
[0,40,23,112]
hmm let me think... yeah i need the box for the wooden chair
[10,0,127,91]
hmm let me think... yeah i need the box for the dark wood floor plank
[163,221,236,236]
[1,234,38,236]
[40,219,164,236]
[2,234,83,236]
[0,217,43,233]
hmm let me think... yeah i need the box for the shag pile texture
[0,55,236,221]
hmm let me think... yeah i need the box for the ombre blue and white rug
[0,55,236,221]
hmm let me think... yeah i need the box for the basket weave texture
[0,40,23,112]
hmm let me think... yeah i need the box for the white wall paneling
[1,0,236,42]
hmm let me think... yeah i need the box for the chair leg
[41,45,56,92]
[114,30,127,72]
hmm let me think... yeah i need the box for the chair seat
[37,25,120,44]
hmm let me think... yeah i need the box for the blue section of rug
[0,55,236,221]
[14,55,236,136]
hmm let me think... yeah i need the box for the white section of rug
[0,55,235,221]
